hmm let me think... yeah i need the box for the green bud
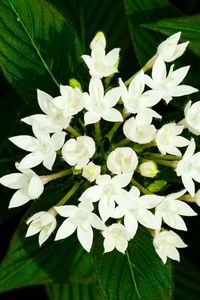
[69,78,82,90]
[147,180,167,193]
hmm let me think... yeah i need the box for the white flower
[22,90,71,133]
[123,111,157,144]
[145,56,198,103]
[9,126,66,170]
[82,32,120,78]
[119,71,162,116]
[155,190,197,231]
[183,101,200,135]
[82,162,101,182]
[176,139,200,196]
[0,164,44,208]
[83,77,122,125]
[102,223,131,253]
[53,85,85,116]
[62,136,95,169]
[153,230,187,264]
[156,32,189,62]
[155,123,189,156]
[106,147,138,174]
[55,201,105,252]
[139,161,158,178]
[26,210,57,246]
[79,173,133,222]
[111,187,162,238]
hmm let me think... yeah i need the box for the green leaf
[46,283,101,300]
[93,228,173,300]
[123,0,182,66]
[0,184,94,293]
[174,256,200,299]
[143,14,200,57]
[0,0,82,103]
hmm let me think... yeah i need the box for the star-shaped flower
[145,56,198,103]
[155,190,197,231]
[10,126,66,170]
[183,100,200,135]
[0,163,44,208]
[153,230,187,264]
[22,90,71,133]
[82,32,120,78]
[83,77,122,125]
[155,123,189,156]
[55,201,105,252]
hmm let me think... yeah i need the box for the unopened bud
[139,161,158,178]
[90,31,106,50]
[147,180,167,193]
[69,78,82,90]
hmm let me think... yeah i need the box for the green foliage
[93,228,173,300]
[0,0,82,102]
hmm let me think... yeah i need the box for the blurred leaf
[93,228,173,300]
[143,14,200,57]
[174,256,200,299]
[46,283,100,300]
[0,0,82,103]
[0,184,94,293]
[123,0,182,66]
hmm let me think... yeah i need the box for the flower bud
[82,162,101,182]
[147,180,167,193]
[69,78,82,90]
[139,161,158,178]
[90,31,106,50]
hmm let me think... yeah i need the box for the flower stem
[150,158,178,168]
[145,152,181,161]
[66,125,81,137]
[95,121,101,141]
[131,179,152,195]
[114,138,130,148]
[41,169,72,184]
[107,122,121,141]
[179,194,196,203]
[56,183,80,206]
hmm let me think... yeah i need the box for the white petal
[55,219,76,240]
[55,205,77,217]
[124,213,138,238]
[28,175,44,199]
[181,175,195,196]
[77,225,93,252]
[103,236,115,253]
[152,56,166,83]
[89,77,104,100]
[104,87,121,107]
[175,200,197,216]
[37,89,52,114]
[136,209,159,229]
[129,70,145,96]
[105,48,120,66]
[9,136,37,151]
[99,198,115,222]
[140,195,163,209]
[9,189,30,208]
[171,85,198,97]
[39,221,57,246]
[167,246,180,261]
[51,132,66,150]
[79,186,101,202]
[111,172,133,188]
[19,153,44,169]
[26,224,41,237]
[102,108,123,122]
[43,152,56,170]
[0,173,25,189]
[171,66,190,86]
[89,213,106,230]
[84,111,100,125]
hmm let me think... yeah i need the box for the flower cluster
[1,31,200,264]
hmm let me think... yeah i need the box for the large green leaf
[93,228,173,300]
[46,283,101,300]
[0,0,82,103]
[0,182,94,293]
[123,0,182,66]
[143,14,200,57]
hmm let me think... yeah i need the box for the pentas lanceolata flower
[1,31,200,264]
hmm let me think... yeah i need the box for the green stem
[125,56,155,86]
[179,194,196,203]
[56,183,80,206]
[131,179,152,195]
[66,125,81,137]
[107,122,121,141]
[41,169,72,184]
[151,158,178,168]
[8,0,59,88]
[95,121,101,141]
[145,152,181,161]
[114,138,130,148]
[126,250,141,300]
